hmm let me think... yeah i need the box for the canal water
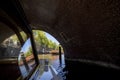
[38,54,65,68]
[38,54,66,80]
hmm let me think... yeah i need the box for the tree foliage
[25,47,33,57]
[33,30,59,51]
[10,30,59,52]
[10,31,27,42]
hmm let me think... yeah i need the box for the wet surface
[38,54,65,69]
[51,54,65,69]
[40,66,53,80]
[38,54,66,80]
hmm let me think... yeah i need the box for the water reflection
[38,54,65,69]
[38,54,65,80]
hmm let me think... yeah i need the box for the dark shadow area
[64,60,120,80]
[0,59,20,80]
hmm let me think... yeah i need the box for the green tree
[33,30,59,51]
[20,31,27,41]
[10,31,27,42]
[25,47,33,57]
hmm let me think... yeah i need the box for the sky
[20,38,31,53]
[45,32,59,45]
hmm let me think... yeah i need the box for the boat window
[0,24,20,58]
[18,38,36,79]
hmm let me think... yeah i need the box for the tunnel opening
[32,30,66,78]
